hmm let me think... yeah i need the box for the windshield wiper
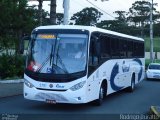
[55,40,69,74]
[56,53,69,74]
[50,43,54,65]
[37,40,55,73]
[36,55,50,73]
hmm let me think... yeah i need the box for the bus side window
[127,40,133,58]
[111,38,120,58]
[100,35,111,60]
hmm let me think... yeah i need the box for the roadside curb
[0,79,24,84]
[150,106,160,119]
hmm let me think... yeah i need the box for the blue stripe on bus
[110,63,124,91]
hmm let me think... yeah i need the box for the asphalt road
[0,80,160,120]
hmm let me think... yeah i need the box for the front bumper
[146,73,160,79]
[23,83,87,104]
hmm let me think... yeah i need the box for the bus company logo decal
[132,58,143,81]
[49,84,53,88]
[56,84,65,88]
[122,61,130,73]
[110,63,124,91]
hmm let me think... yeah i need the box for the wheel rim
[131,77,135,90]
[131,81,134,89]
[100,86,104,100]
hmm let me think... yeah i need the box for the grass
[145,37,160,52]
[1,76,22,80]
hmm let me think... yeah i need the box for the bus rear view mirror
[19,36,30,54]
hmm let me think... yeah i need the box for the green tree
[0,0,39,79]
[50,0,56,24]
[127,1,160,37]
[33,8,50,25]
[97,20,133,35]
[97,10,131,35]
[114,11,127,22]
[128,1,151,26]
[56,13,64,25]
[0,0,38,53]
[71,7,103,26]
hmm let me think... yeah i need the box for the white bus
[24,25,145,105]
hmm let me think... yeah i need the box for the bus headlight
[70,81,86,91]
[24,79,34,88]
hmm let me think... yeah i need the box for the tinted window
[100,35,111,59]
[119,39,127,58]
[149,64,160,70]
[111,38,120,58]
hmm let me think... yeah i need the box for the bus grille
[35,92,68,102]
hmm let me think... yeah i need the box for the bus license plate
[46,99,56,104]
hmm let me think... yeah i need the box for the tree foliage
[114,11,127,22]
[0,0,38,53]
[56,13,64,25]
[71,7,103,26]
[97,20,143,36]
[97,1,160,37]
[33,9,50,25]
[128,1,159,26]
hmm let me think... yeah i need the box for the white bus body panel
[86,58,145,101]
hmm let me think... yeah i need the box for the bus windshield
[26,34,88,74]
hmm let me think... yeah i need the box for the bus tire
[128,74,135,92]
[94,82,107,106]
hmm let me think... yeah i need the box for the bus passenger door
[87,33,101,101]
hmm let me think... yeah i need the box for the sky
[29,0,160,21]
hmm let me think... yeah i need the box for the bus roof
[35,25,144,41]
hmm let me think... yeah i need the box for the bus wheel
[94,83,105,106]
[128,74,135,92]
